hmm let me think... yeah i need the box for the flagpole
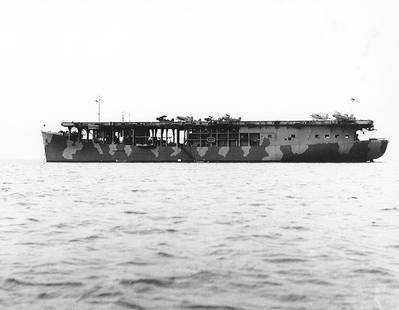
[350,97,359,118]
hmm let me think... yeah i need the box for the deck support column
[173,129,176,144]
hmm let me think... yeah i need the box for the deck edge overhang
[61,119,374,130]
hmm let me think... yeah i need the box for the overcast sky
[0,0,397,160]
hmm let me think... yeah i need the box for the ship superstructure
[42,116,388,162]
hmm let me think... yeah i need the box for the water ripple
[4,278,83,287]
[116,300,145,309]
[120,278,175,287]
[0,160,398,310]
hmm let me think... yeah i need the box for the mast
[95,96,101,122]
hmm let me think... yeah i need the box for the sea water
[0,160,398,310]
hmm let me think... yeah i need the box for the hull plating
[42,131,388,163]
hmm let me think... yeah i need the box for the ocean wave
[120,278,174,287]
[1,160,398,309]
[182,304,243,310]
[115,300,145,309]
[4,278,83,287]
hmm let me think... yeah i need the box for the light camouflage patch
[93,142,104,155]
[150,148,159,158]
[263,145,283,161]
[338,142,354,154]
[218,147,229,158]
[198,147,208,157]
[109,143,117,156]
[124,145,132,157]
[241,146,250,157]
[291,144,308,155]
[62,140,83,160]
[171,146,181,157]
[42,131,53,145]
[261,136,269,144]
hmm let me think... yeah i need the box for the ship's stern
[41,131,68,162]
[367,139,388,161]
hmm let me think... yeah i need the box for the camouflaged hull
[42,131,388,162]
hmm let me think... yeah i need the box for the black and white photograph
[0,0,398,309]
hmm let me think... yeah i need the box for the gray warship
[42,114,388,162]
